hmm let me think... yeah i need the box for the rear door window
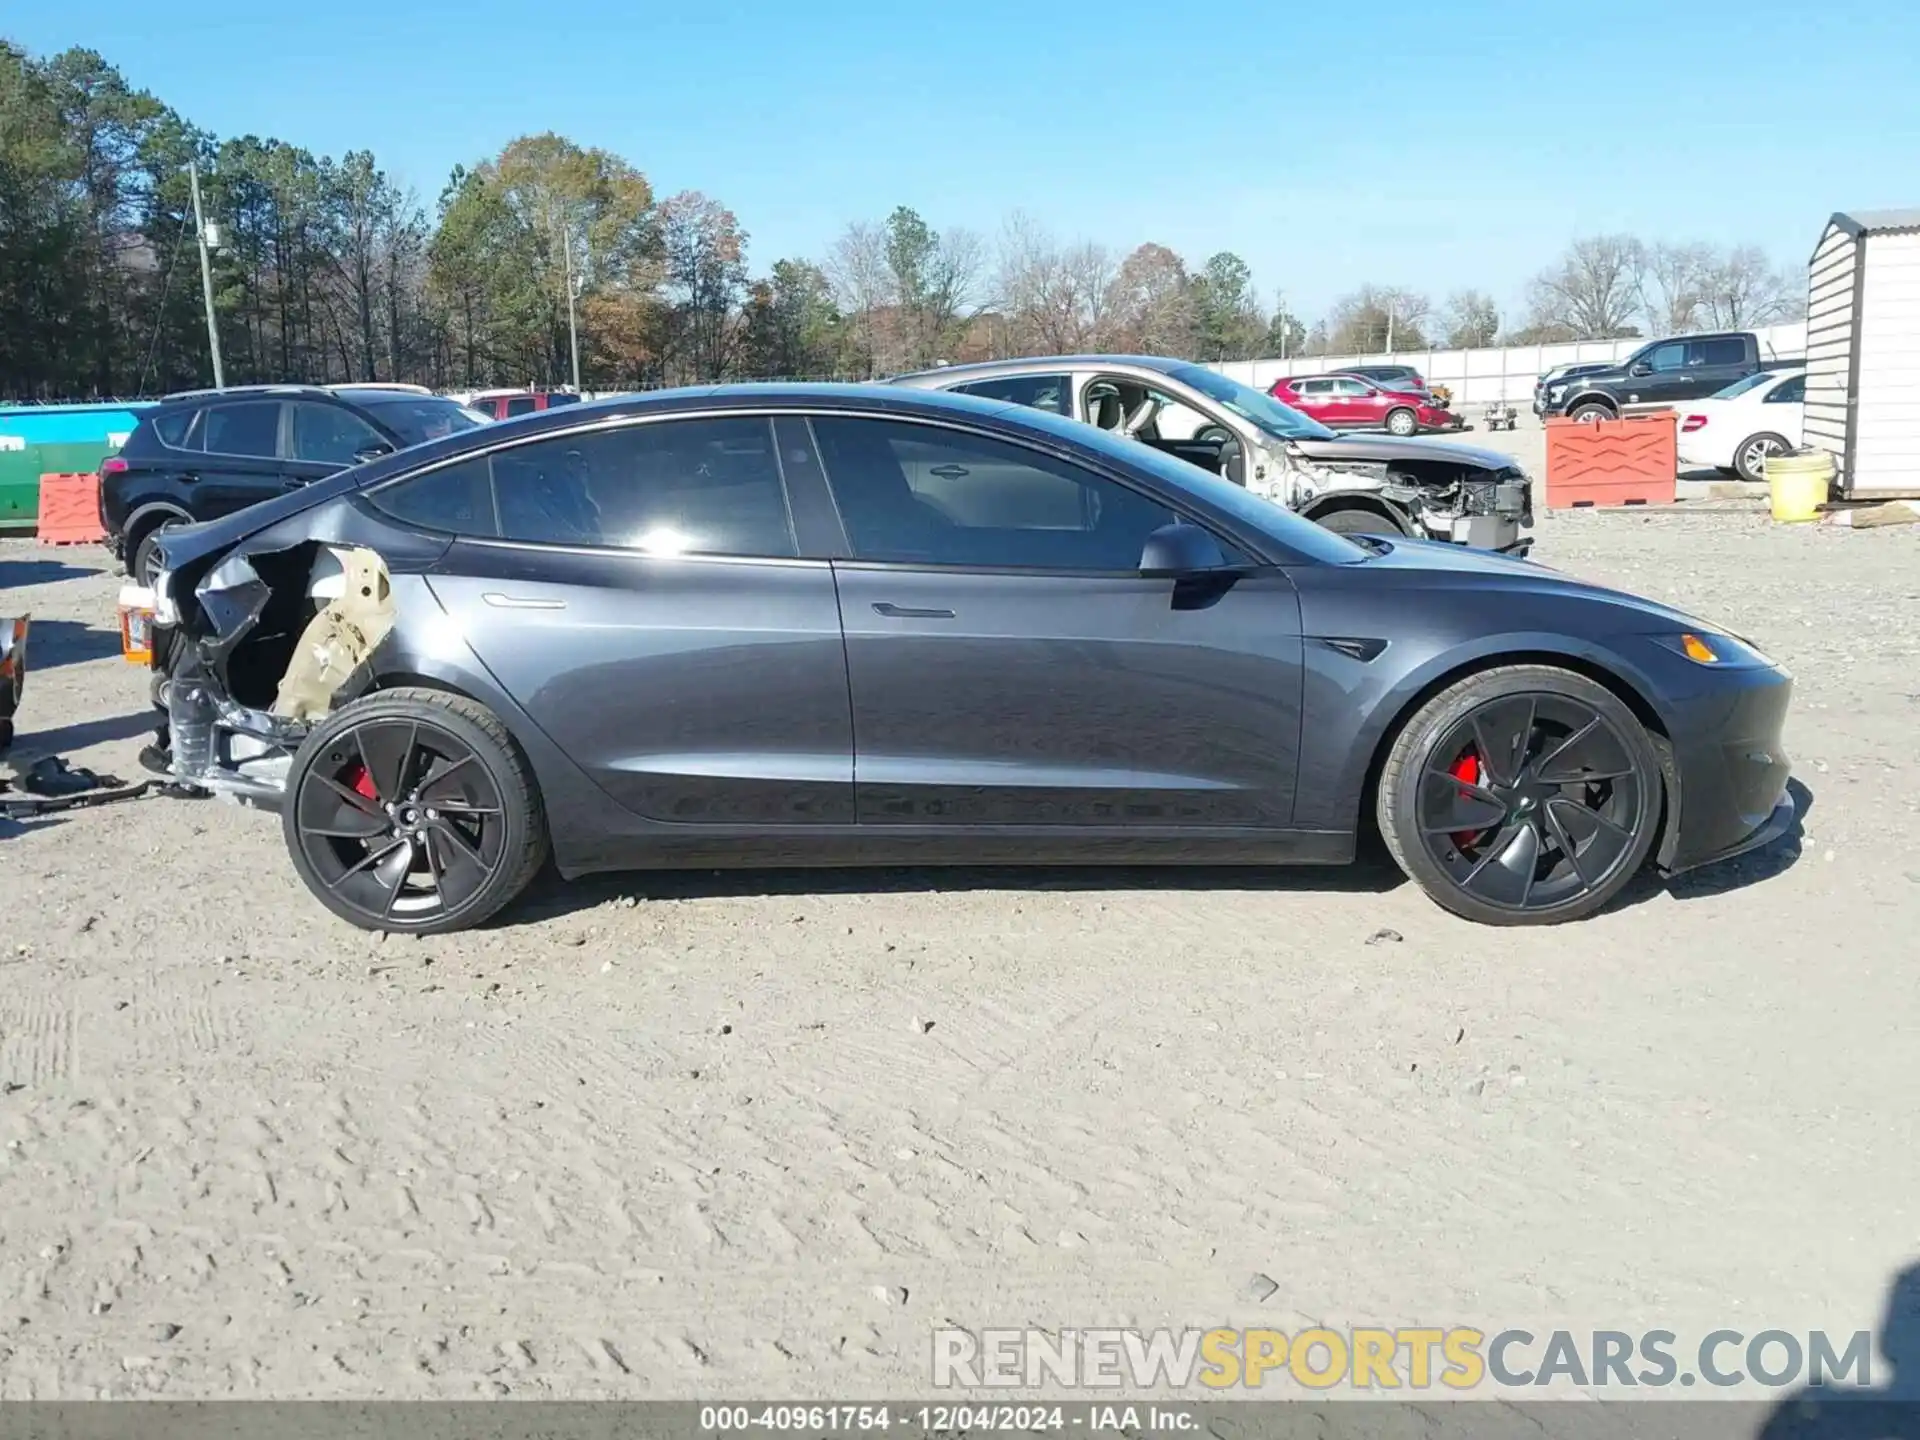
[290,402,387,465]
[199,401,283,458]
[952,374,1071,414]
[1689,337,1748,367]
[490,417,797,557]
[810,415,1177,571]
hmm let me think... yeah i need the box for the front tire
[1569,402,1615,424]
[1385,407,1418,437]
[1734,432,1790,484]
[282,687,549,935]
[1375,665,1662,925]
[1315,507,1404,538]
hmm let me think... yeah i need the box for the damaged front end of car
[1287,447,1535,554]
[143,540,397,808]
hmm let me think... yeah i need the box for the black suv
[1337,364,1432,394]
[101,384,487,582]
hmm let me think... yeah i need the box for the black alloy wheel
[283,688,547,934]
[1378,666,1662,924]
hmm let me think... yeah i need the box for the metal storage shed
[1804,209,1920,498]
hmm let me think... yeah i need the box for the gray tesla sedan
[145,383,1795,935]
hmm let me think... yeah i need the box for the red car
[467,388,584,421]
[1270,373,1463,437]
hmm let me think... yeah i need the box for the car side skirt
[552,826,1356,880]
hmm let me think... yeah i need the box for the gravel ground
[1,508,1917,1401]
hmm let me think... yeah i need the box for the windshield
[1712,371,1777,400]
[992,399,1368,565]
[1166,363,1339,442]
[363,396,491,445]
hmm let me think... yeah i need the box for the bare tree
[1107,242,1193,355]
[1523,235,1645,339]
[1441,288,1500,348]
[658,190,748,382]
[1326,285,1432,353]
[1695,245,1804,328]
[826,220,891,376]
[1636,241,1711,334]
[993,212,1116,354]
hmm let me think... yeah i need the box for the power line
[137,209,193,396]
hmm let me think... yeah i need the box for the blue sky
[13,0,1918,323]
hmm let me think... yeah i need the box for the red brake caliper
[342,762,378,804]
[1449,749,1487,850]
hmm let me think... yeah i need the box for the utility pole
[561,217,582,392]
[1385,298,1396,356]
[189,159,225,388]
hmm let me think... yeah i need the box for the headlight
[1654,631,1777,669]
[1547,384,1566,401]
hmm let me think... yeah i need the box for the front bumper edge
[1660,793,1796,878]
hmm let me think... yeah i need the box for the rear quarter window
[149,410,196,448]
[366,457,499,537]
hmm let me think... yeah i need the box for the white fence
[1203,322,1809,407]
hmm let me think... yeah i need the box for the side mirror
[1628,362,1651,378]
[1139,522,1228,578]
[352,441,395,465]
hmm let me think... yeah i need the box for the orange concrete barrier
[35,472,107,545]
[1544,412,1678,509]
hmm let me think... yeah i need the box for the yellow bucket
[1764,448,1835,523]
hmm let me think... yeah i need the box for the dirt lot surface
[1,509,1917,1401]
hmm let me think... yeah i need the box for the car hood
[1360,535,1711,628]
[1290,433,1517,470]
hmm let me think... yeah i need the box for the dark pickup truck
[1538,331,1803,422]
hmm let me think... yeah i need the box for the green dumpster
[0,402,155,530]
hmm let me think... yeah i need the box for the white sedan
[1677,368,1806,482]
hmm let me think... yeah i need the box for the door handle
[176,472,199,485]
[927,464,969,479]
[872,602,954,619]
[482,592,567,610]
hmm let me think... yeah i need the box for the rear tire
[1375,665,1662,925]
[282,687,549,935]
[1385,407,1418,437]
[1734,432,1790,484]
[130,518,184,586]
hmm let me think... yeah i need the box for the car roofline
[890,355,1194,384]
[159,383,339,403]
